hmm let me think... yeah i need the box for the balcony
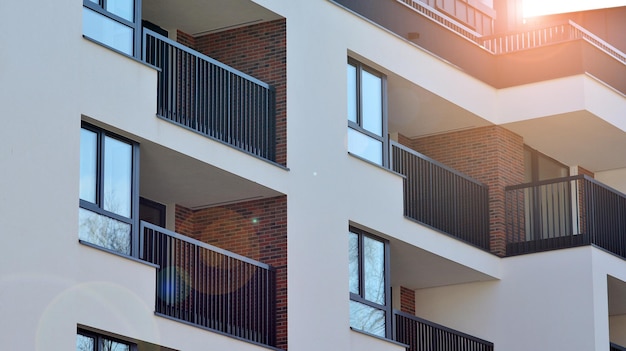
[612,343,626,351]
[140,221,277,346]
[505,175,626,258]
[136,141,287,348]
[390,141,490,251]
[332,0,626,94]
[142,29,277,163]
[394,311,494,351]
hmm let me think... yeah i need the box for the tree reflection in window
[76,330,132,351]
[79,124,136,256]
[349,227,390,338]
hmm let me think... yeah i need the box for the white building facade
[1,0,625,350]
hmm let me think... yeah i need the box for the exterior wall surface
[1,0,625,350]
[181,19,288,166]
[413,247,616,350]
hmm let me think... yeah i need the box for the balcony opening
[141,0,287,166]
[139,141,288,349]
[348,224,497,349]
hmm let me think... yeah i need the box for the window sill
[347,152,405,178]
[349,328,409,349]
[78,239,159,269]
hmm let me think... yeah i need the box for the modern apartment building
[1,0,625,350]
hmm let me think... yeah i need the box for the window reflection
[347,64,357,123]
[361,70,382,136]
[103,136,132,217]
[79,208,131,255]
[80,129,97,203]
[83,7,133,55]
[349,300,386,337]
[363,236,385,305]
[349,232,359,295]
[347,128,383,165]
[346,59,386,166]
[349,228,389,338]
[76,334,95,351]
[106,0,134,22]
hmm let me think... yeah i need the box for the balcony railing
[505,175,626,258]
[140,221,277,347]
[612,342,626,351]
[394,310,494,351]
[390,142,490,251]
[480,20,626,63]
[142,29,277,162]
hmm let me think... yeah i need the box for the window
[347,59,388,166]
[77,329,133,351]
[79,123,138,256]
[83,0,140,56]
[523,146,571,239]
[349,227,391,338]
[524,145,569,182]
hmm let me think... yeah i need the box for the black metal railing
[140,221,277,347]
[390,142,490,250]
[612,342,626,351]
[505,175,626,257]
[142,29,276,161]
[394,311,494,351]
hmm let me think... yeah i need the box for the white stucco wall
[596,168,626,194]
[2,0,625,350]
[412,247,621,350]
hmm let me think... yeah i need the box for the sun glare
[523,0,626,17]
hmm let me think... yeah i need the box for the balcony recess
[506,175,626,258]
[140,221,277,347]
[390,141,491,251]
[142,29,277,162]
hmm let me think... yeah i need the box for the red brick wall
[408,126,525,256]
[178,20,287,166]
[175,30,196,49]
[400,286,416,315]
[175,196,288,349]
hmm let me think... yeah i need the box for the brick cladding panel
[178,20,287,166]
[408,126,525,256]
[175,196,288,349]
[400,286,416,315]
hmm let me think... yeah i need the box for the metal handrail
[394,310,494,350]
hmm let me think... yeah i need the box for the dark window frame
[82,0,143,57]
[347,58,389,167]
[79,122,140,257]
[77,328,136,351]
[349,226,392,339]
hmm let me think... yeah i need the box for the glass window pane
[363,236,385,305]
[103,136,132,218]
[349,232,359,295]
[347,128,383,165]
[76,334,95,351]
[80,128,97,203]
[361,70,382,136]
[83,7,133,55]
[106,0,134,22]
[347,64,357,123]
[349,300,386,337]
[79,208,131,255]
[101,338,131,351]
